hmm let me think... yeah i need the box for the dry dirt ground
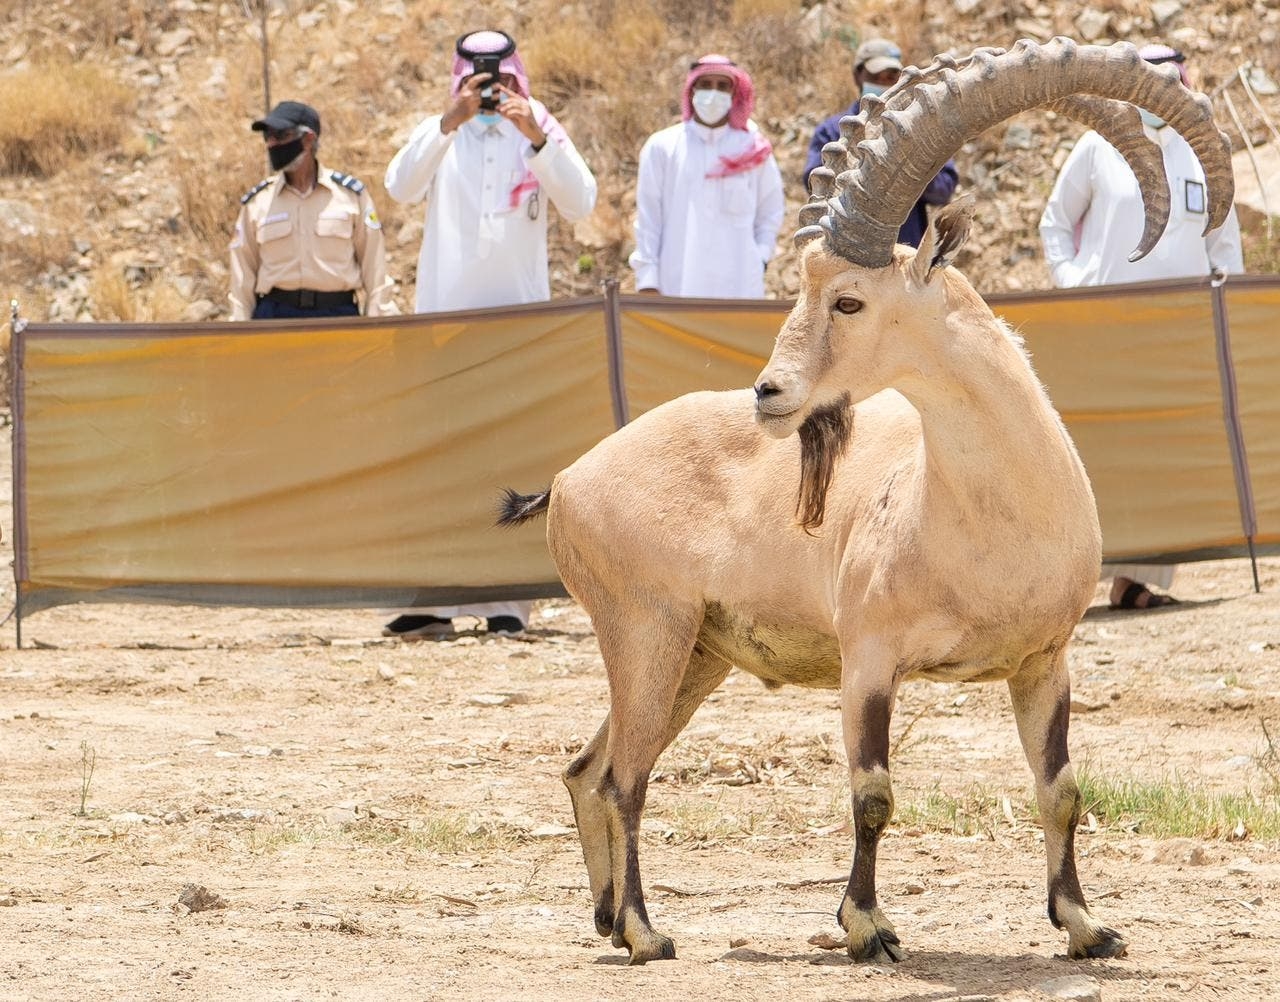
[2,423,1279,1001]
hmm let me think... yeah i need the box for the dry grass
[0,57,132,176]
[1,0,1277,323]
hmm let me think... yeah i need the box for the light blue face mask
[1139,108,1166,129]
[861,82,888,99]
[476,112,502,128]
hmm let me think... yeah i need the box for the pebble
[1037,974,1102,1001]
[177,883,227,913]
[467,692,528,707]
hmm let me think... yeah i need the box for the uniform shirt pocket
[254,212,294,266]
[315,210,357,273]
[316,211,355,239]
[257,213,293,244]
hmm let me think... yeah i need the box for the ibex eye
[834,296,863,315]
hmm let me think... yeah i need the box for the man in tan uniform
[229,101,392,320]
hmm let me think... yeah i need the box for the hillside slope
[1,0,1278,325]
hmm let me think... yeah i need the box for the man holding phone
[381,28,597,640]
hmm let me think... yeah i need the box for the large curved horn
[799,37,1234,267]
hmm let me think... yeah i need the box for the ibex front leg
[1009,647,1127,959]
[837,662,904,964]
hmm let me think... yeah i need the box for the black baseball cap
[252,100,321,135]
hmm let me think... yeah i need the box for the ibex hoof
[848,929,905,964]
[624,931,677,965]
[1071,927,1128,960]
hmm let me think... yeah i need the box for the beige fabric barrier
[1224,280,1280,551]
[12,278,1277,619]
[992,282,1251,562]
[14,302,615,613]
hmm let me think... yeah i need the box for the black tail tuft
[496,487,552,527]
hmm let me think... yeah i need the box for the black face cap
[251,100,321,135]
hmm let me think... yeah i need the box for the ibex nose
[755,381,782,401]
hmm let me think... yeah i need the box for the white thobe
[382,112,596,626]
[1039,126,1242,289]
[629,120,785,298]
[1039,125,1243,593]
[384,113,597,312]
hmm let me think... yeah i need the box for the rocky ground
[1,0,1279,329]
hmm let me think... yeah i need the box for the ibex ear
[907,193,975,287]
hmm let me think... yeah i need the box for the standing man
[803,38,958,248]
[1039,43,1244,610]
[230,100,392,320]
[381,28,597,639]
[628,54,785,298]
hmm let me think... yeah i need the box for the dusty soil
[2,420,1279,1000]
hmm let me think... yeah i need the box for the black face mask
[268,136,306,172]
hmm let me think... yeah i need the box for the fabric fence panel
[14,303,614,613]
[616,297,788,419]
[1223,280,1280,550]
[993,282,1250,563]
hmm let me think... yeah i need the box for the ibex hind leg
[592,611,725,964]
[1009,649,1127,960]
[564,717,616,937]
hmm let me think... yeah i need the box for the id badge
[1185,179,1206,214]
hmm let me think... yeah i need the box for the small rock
[377,664,396,681]
[528,823,576,838]
[467,692,528,707]
[209,808,272,823]
[1003,123,1035,150]
[719,947,779,963]
[728,936,749,948]
[325,805,361,825]
[154,28,195,58]
[0,895,17,907]
[1073,9,1111,42]
[798,4,829,44]
[180,299,218,322]
[110,811,157,825]
[1227,857,1257,875]
[1143,837,1204,865]
[1244,65,1278,96]
[904,883,926,895]
[807,931,845,950]
[1151,0,1183,27]
[1037,974,1102,1001]
[177,883,227,913]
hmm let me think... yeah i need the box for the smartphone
[473,55,502,110]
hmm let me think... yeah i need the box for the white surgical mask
[691,89,733,125]
[860,82,888,99]
[1139,108,1166,129]
[476,112,503,128]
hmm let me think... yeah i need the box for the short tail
[496,486,552,527]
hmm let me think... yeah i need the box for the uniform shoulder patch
[240,178,273,205]
[330,171,365,193]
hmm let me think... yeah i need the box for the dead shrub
[0,57,132,176]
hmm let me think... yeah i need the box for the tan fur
[544,217,1124,964]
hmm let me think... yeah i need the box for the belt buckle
[299,289,317,309]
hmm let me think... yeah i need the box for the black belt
[260,287,355,309]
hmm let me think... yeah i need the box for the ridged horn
[796,37,1235,268]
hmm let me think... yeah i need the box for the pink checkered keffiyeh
[1138,43,1192,88]
[451,30,571,209]
[682,54,773,179]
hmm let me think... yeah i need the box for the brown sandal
[1110,581,1180,610]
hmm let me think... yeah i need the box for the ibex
[500,37,1233,964]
